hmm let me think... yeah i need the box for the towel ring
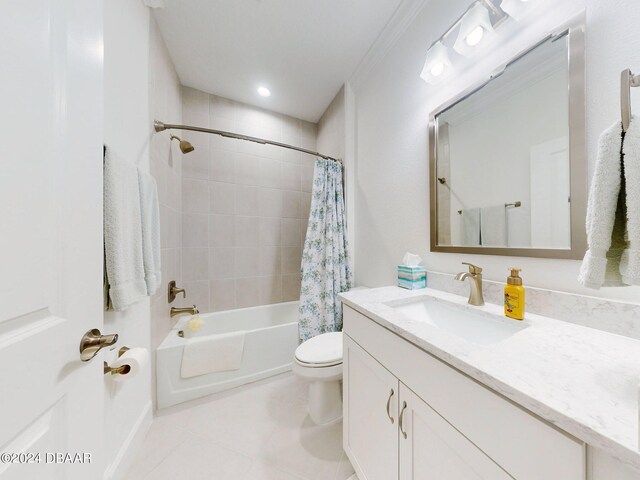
[621,69,640,132]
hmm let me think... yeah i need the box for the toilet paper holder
[104,346,131,376]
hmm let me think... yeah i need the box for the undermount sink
[388,296,527,346]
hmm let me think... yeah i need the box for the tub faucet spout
[170,305,199,318]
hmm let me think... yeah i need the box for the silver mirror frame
[429,15,587,260]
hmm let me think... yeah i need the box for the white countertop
[338,286,640,470]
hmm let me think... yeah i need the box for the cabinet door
[399,384,512,480]
[344,334,399,480]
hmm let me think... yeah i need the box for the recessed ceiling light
[257,86,271,97]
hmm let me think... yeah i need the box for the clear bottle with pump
[504,268,525,320]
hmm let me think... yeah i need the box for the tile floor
[125,373,356,480]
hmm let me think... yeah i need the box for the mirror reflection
[434,35,570,249]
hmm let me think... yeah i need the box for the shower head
[170,135,195,154]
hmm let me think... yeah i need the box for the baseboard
[103,401,153,480]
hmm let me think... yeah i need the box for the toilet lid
[295,332,343,366]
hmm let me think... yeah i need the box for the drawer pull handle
[386,389,395,424]
[399,401,408,439]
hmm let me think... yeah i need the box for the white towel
[578,120,628,288]
[138,170,161,295]
[461,208,481,246]
[104,149,147,310]
[481,205,507,247]
[181,331,246,378]
[620,117,640,285]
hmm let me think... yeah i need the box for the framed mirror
[429,18,586,259]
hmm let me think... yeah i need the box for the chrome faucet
[170,305,199,318]
[455,262,484,306]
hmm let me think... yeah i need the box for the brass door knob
[79,329,118,361]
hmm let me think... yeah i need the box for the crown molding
[349,0,429,89]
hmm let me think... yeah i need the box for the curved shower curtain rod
[154,120,342,164]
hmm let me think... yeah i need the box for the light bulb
[257,86,271,97]
[465,26,485,46]
[430,61,445,77]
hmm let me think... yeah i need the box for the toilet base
[308,379,342,425]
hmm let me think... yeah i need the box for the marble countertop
[338,286,640,470]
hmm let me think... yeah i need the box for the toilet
[292,331,343,425]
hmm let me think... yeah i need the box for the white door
[398,384,511,480]
[0,1,104,479]
[344,335,399,480]
[530,137,571,249]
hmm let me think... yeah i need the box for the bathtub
[157,301,299,409]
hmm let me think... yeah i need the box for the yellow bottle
[504,268,525,320]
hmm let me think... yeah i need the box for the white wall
[103,1,153,477]
[352,0,640,303]
[149,16,183,409]
[317,86,346,160]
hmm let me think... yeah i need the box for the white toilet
[292,331,343,425]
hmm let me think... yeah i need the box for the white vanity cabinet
[343,306,587,480]
[343,334,398,480]
[345,334,511,480]
[399,383,513,479]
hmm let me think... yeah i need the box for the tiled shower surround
[181,87,317,312]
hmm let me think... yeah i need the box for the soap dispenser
[504,268,525,320]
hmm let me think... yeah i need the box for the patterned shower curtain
[298,158,352,342]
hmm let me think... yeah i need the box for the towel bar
[458,201,521,215]
[621,68,640,132]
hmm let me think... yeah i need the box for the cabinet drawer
[344,306,586,480]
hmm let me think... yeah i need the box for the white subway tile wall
[182,87,317,312]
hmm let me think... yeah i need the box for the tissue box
[397,266,426,290]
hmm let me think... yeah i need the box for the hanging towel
[578,119,630,288]
[461,208,481,246]
[138,170,162,295]
[620,117,640,285]
[104,148,147,310]
[180,331,246,378]
[481,205,507,247]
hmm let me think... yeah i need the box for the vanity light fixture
[500,0,537,21]
[453,3,496,57]
[257,86,271,97]
[420,41,453,85]
[419,0,541,86]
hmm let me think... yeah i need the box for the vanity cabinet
[398,384,512,479]
[345,335,511,480]
[343,306,586,480]
[343,334,398,480]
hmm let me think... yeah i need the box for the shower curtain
[298,158,352,342]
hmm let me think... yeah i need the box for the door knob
[79,329,118,361]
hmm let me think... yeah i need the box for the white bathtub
[157,301,299,409]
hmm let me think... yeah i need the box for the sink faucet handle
[462,262,482,274]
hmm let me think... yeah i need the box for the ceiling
[152,0,403,122]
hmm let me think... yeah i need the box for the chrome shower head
[170,135,195,154]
